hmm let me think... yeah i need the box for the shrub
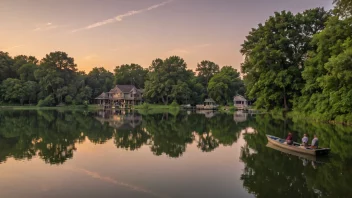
[83,100,89,108]
[65,95,73,104]
[140,102,150,110]
[37,95,54,107]
[170,100,179,107]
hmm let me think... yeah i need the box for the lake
[0,110,351,198]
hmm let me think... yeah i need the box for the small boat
[266,135,330,156]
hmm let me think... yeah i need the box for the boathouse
[233,95,248,110]
[196,98,219,110]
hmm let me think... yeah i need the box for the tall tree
[87,67,114,98]
[114,64,148,88]
[241,8,330,110]
[18,63,38,82]
[296,16,352,122]
[144,56,193,104]
[208,66,244,105]
[0,51,15,82]
[196,60,219,87]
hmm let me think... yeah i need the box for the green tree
[18,63,38,81]
[0,51,15,82]
[35,51,82,105]
[144,56,194,104]
[196,60,219,88]
[296,16,352,123]
[333,0,352,17]
[0,78,38,105]
[241,8,330,110]
[208,66,244,105]
[13,55,38,78]
[114,64,148,88]
[86,67,114,98]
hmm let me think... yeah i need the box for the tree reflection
[143,113,194,158]
[0,110,253,163]
[0,110,113,164]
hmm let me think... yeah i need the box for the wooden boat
[266,142,317,161]
[266,135,330,156]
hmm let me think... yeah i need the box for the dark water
[0,110,351,198]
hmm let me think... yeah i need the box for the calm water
[0,110,351,198]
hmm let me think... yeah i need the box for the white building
[233,95,248,110]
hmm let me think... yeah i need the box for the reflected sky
[0,134,252,198]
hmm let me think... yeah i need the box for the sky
[0,0,333,73]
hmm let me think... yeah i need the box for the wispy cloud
[33,22,59,31]
[72,0,173,33]
[166,43,211,56]
[65,166,171,198]
[83,54,99,61]
[195,43,211,48]
[1,45,25,51]
[167,48,191,55]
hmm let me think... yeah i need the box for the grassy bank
[0,104,103,111]
[134,104,174,109]
[218,106,237,114]
[133,103,180,115]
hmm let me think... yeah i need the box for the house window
[236,101,242,104]
[130,93,132,97]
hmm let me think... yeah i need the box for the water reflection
[0,110,351,197]
[0,110,249,164]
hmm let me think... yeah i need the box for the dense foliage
[0,51,244,106]
[241,8,330,110]
[241,0,352,123]
[113,63,148,88]
[208,66,244,105]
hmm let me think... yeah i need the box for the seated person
[301,134,308,147]
[310,135,319,149]
[285,132,293,145]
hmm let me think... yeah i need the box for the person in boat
[301,134,309,147]
[285,132,293,145]
[310,135,319,149]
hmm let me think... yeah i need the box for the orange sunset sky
[1,0,332,72]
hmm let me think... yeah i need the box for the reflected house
[95,85,144,109]
[196,110,218,118]
[233,95,248,110]
[95,110,142,130]
[233,111,248,123]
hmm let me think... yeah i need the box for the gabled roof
[110,85,138,93]
[204,98,215,103]
[234,94,247,101]
[95,92,109,99]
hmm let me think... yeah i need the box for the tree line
[241,0,352,123]
[0,51,244,106]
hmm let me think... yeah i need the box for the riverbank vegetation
[0,53,244,107]
[241,0,352,124]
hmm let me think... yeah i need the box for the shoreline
[0,105,104,110]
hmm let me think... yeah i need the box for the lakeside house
[196,98,219,110]
[233,95,248,110]
[95,85,144,109]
